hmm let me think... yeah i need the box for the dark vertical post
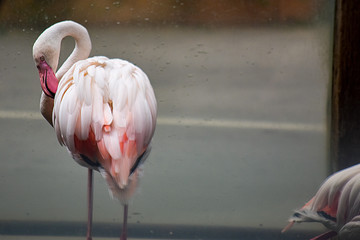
[331,0,360,170]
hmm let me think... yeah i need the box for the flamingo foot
[86,169,94,240]
[310,230,337,240]
[120,204,128,240]
[120,232,127,240]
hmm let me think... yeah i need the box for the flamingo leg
[86,169,94,240]
[120,204,128,240]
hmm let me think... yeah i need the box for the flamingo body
[54,56,156,201]
[284,164,360,239]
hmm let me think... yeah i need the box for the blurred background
[0,0,335,239]
[1,0,329,28]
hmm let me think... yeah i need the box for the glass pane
[0,0,335,239]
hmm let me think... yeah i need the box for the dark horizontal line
[0,220,324,239]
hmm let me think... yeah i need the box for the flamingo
[282,164,360,240]
[32,20,157,240]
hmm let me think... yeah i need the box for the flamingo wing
[53,56,157,202]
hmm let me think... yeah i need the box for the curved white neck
[55,22,92,80]
[34,21,92,80]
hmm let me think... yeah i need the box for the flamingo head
[33,26,61,99]
[36,55,58,98]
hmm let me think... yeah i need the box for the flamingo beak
[37,57,58,98]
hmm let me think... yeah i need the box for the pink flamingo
[282,164,360,240]
[33,21,157,240]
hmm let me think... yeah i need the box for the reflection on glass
[0,1,334,239]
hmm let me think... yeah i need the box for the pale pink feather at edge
[283,164,360,239]
[52,56,157,204]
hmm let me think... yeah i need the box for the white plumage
[53,56,156,196]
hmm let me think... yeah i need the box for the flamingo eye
[40,56,45,61]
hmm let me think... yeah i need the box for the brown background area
[0,0,326,28]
